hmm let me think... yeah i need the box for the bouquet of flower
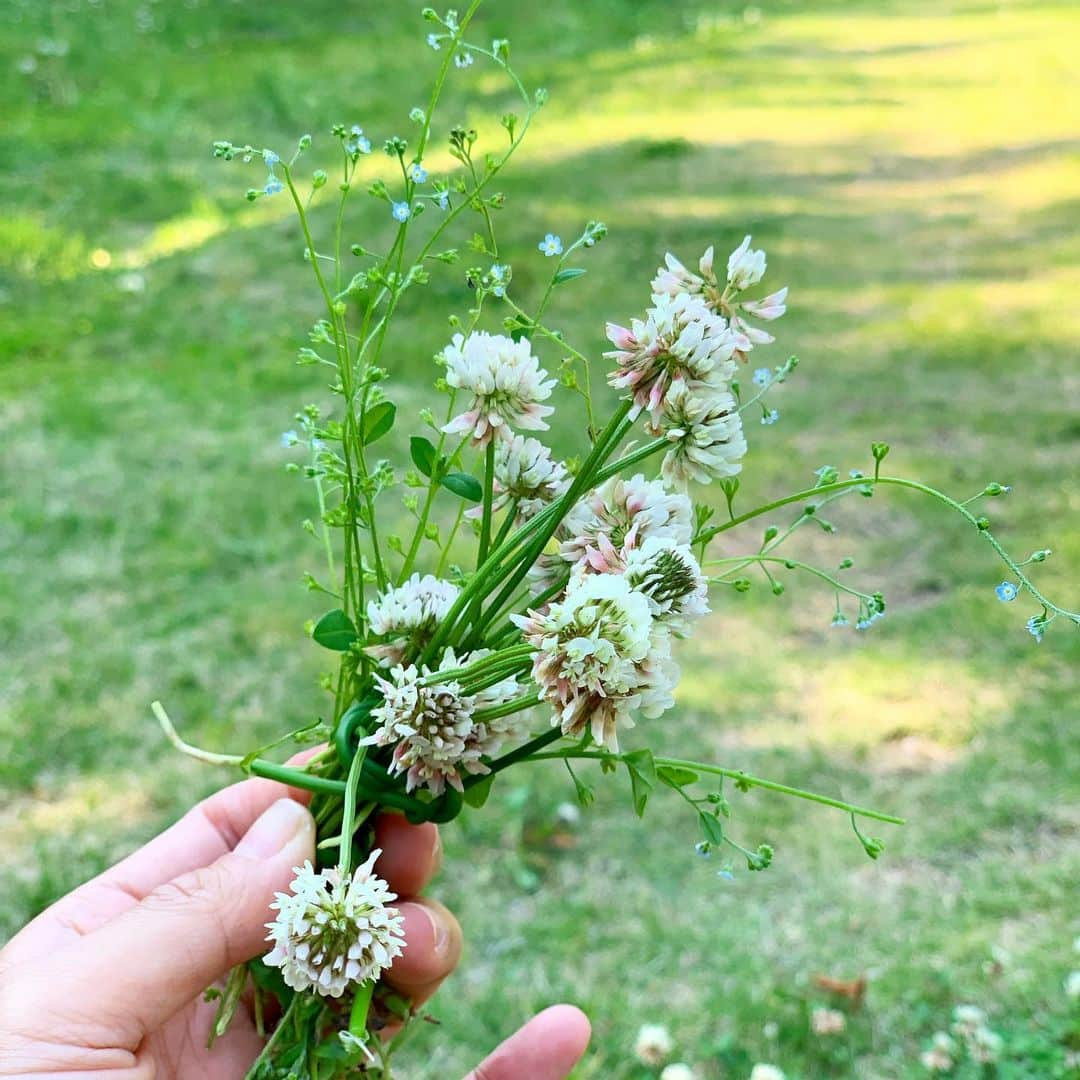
[153,5,1077,1077]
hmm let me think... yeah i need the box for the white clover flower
[727,234,767,289]
[951,1004,986,1038]
[442,331,555,446]
[750,1066,787,1080]
[264,851,405,998]
[648,378,746,489]
[366,573,460,666]
[512,572,678,750]
[362,651,521,795]
[661,1065,698,1080]
[1066,970,1080,998]
[651,249,709,298]
[623,536,709,634]
[605,292,741,421]
[471,434,569,522]
[810,1007,847,1036]
[633,1022,674,1066]
[920,1034,955,1074]
[968,1027,1003,1064]
[560,473,693,570]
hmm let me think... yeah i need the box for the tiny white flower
[727,234,767,289]
[810,1007,846,1036]
[442,331,556,446]
[633,1023,674,1066]
[968,1026,1002,1064]
[427,32,441,49]
[750,1065,786,1080]
[661,1065,698,1080]
[1066,970,1080,997]
[454,51,473,68]
[264,851,406,998]
[951,1004,986,1038]
[539,232,563,256]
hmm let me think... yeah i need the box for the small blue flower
[761,408,780,426]
[849,468,864,479]
[427,32,441,50]
[694,841,711,858]
[280,430,299,448]
[391,201,411,223]
[716,868,735,881]
[995,582,1018,602]
[264,177,283,196]
[1025,615,1045,643]
[489,264,509,297]
[408,162,428,184]
[346,125,372,155]
[753,367,771,387]
[262,149,279,166]
[831,612,849,628]
[856,617,872,630]
[539,233,563,257]
[454,51,473,69]
[311,438,326,452]
[435,189,450,211]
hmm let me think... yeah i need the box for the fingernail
[417,903,451,958]
[236,798,313,860]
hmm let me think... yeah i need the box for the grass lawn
[1,1,1078,1077]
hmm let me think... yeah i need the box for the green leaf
[440,471,483,502]
[362,401,396,445]
[553,267,586,285]
[699,811,726,846]
[312,609,358,651]
[463,773,495,808]
[409,435,437,478]
[623,748,657,818]
[658,765,699,789]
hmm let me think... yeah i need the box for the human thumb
[53,797,314,1046]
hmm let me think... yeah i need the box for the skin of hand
[0,773,590,1080]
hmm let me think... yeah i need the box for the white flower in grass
[633,1022,674,1066]
[920,1032,955,1073]
[750,1066,787,1080]
[968,1026,1002,1064]
[1066,970,1080,997]
[727,234,767,289]
[606,292,741,421]
[560,473,692,570]
[362,651,521,795]
[468,434,569,523]
[442,331,556,446]
[264,851,405,998]
[648,378,746,489]
[366,573,460,666]
[512,572,678,750]
[661,1065,698,1080]
[623,536,709,634]
[810,1007,847,1036]
[951,1004,986,1038]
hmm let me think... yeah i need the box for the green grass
[2,1,1078,1077]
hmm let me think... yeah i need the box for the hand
[0,774,590,1079]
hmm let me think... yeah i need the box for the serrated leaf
[553,267,586,285]
[362,401,396,445]
[440,471,483,502]
[699,811,726,846]
[623,748,657,818]
[658,765,700,789]
[312,609,358,651]
[409,435,437,478]
[463,773,495,808]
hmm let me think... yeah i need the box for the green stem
[338,746,367,876]
[707,554,874,603]
[478,440,496,566]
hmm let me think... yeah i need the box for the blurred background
[1,1,1078,1076]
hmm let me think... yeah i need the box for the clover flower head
[441,331,556,446]
[623,536,710,633]
[749,1066,787,1080]
[561,473,693,569]
[512,572,678,750]
[811,1007,847,1036]
[648,378,746,489]
[263,852,405,998]
[951,1005,986,1038]
[539,232,563,256]
[968,1027,1003,1064]
[633,1022,674,1066]
[362,651,521,795]
[366,573,460,665]
[660,1066,698,1080]
[727,234,767,289]
[920,1032,955,1074]
[486,434,570,522]
[605,292,740,422]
